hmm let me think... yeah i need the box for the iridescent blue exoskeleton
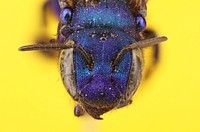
[19,0,167,119]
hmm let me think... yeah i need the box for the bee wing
[128,0,148,17]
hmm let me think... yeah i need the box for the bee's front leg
[33,0,61,57]
[142,29,160,79]
[42,0,61,26]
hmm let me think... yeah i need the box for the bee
[19,0,167,119]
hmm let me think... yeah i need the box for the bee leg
[42,0,51,26]
[39,0,60,38]
[42,0,60,26]
[117,100,132,109]
[142,29,160,79]
[74,105,85,117]
[34,0,61,57]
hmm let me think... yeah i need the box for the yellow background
[0,0,200,132]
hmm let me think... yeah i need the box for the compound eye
[135,16,146,32]
[60,8,72,24]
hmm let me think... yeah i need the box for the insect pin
[19,0,167,119]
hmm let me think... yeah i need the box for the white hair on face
[60,48,78,100]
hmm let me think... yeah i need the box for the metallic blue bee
[19,0,167,119]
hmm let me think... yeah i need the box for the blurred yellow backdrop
[0,0,200,132]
